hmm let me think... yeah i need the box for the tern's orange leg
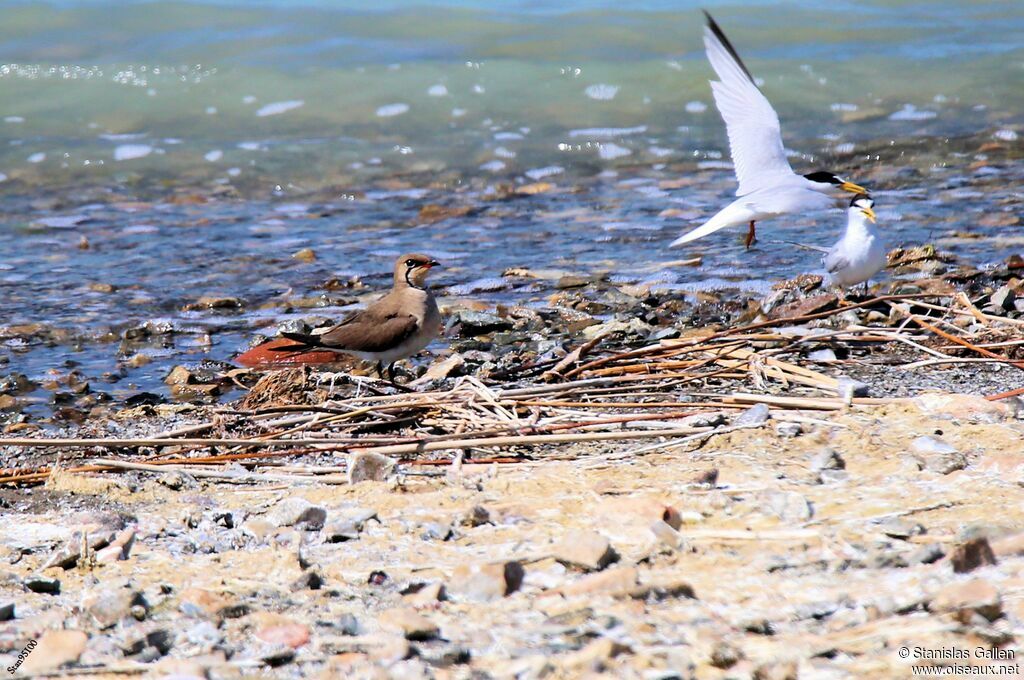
[745,221,757,248]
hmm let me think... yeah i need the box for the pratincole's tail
[266,331,325,353]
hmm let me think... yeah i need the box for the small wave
[256,100,304,117]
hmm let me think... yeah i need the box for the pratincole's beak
[860,207,877,223]
[425,260,441,269]
[840,180,867,194]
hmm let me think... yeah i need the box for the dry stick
[89,458,351,484]
[562,293,934,379]
[986,386,1024,402]
[542,333,605,382]
[356,427,708,457]
[912,316,1024,373]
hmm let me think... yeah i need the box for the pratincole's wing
[317,307,420,353]
[703,11,795,196]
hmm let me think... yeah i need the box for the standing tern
[671,12,868,249]
[824,194,886,293]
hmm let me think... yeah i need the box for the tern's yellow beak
[840,180,867,194]
[859,206,877,223]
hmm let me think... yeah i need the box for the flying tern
[671,12,868,249]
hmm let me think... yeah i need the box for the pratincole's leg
[376,361,385,379]
[863,281,870,297]
[745,221,757,248]
[387,363,396,383]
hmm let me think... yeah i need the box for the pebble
[809,448,845,472]
[990,285,1015,311]
[84,588,144,629]
[950,536,998,573]
[774,422,802,438]
[552,531,619,571]
[19,629,88,674]
[448,561,525,601]
[913,393,1010,423]
[96,527,136,563]
[24,575,61,594]
[558,566,639,598]
[347,451,397,483]
[733,403,770,426]
[909,435,967,474]
[379,608,440,641]
[930,579,1002,622]
[0,602,12,621]
[254,621,311,648]
[764,491,813,522]
[265,497,327,529]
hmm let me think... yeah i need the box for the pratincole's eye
[405,259,416,267]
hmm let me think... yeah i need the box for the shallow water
[1,0,1023,414]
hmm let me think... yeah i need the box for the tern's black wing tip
[700,10,757,86]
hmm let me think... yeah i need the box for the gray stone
[24,575,61,594]
[774,422,802,438]
[807,348,837,362]
[809,448,845,472]
[552,531,619,572]
[265,498,327,530]
[0,602,13,621]
[733,403,770,427]
[764,492,813,522]
[991,285,1016,311]
[347,451,397,483]
[909,435,967,474]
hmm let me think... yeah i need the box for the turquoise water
[0,0,1021,191]
[0,1,1022,415]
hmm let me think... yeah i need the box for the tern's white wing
[703,14,795,196]
[822,247,848,274]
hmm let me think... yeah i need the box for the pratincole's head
[395,253,440,287]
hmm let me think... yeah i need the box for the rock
[913,393,1010,423]
[561,638,631,670]
[84,589,146,629]
[402,582,446,606]
[837,377,869,400]
[183,296,244,311]
[242,518,277,543]
[291,570,324,591]
[379,608,440,641]
[552,531,619,572]
[991,532,1024,558]
[809,448,845,472]
[558,566,639,598]
[991,285,1016,311]
[24,575,61,594]
[909,543,946,565]
[255,621,310,648]
[909,435,967,474]
[448,561,524,601]
[689,467,719,487]
[877,518,924,540]
[454,311,511,336]
[179,588,248,620]
[164,365,194,386]
[42,530,116,570]
[930,579,1002,622]
[807,348,837,362]
[123,629,174,658]
[950,537,998,573]
[347,451,397,483]
[266,497,327,530]
[764,491,813,522]
[458,505,491,528]
[292,248,317,263]
[775,422,802,438]
[710,640,743,669]
[753,660,799,680]
[681,412,725,428]
[95,527,136,563]
[734,403,770,427]
[0,602,12,621]
[19,629,87,674]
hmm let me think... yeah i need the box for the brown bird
[270,253,442,381]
